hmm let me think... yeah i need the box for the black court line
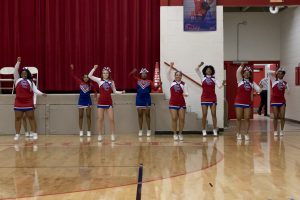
[136,163,143,200]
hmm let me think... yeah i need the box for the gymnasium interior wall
[160,6,225,129]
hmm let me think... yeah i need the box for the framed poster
[184,0,217,31]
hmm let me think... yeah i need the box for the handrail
[164,62,202,88]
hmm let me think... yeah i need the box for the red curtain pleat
[0,0,160,92]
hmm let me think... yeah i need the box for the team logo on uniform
[205,78,213,85]
[243,81,252,91]
[20,80,29,89]
[102,81,111,91]
[174,84,182,93]
[138,80,150,89]
[80,84,91,93]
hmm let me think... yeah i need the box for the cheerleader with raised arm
[129,67,154,137]
[195,62,225,136]
[70,64,97,137]
[88,65,125,142]
[234,64,261,141]
[13,57,46,141]
[268,68,289,136]
[167,62,189,141]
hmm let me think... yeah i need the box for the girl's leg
[137,109,143,136]
[78,108,84,136]
[235,107,243,139]
[107,107,116,141]
[201,105,208,133]
[279,105,286,135]
[145,108,151,136]
[22,113,29,136]
[14,111,23,140]
[210,105,218,136]
[272,106,279,135]
[97,108,105,141]
[86,107,92,136]
[25,110,37,139]
[170,109,179,140]
[243,108,251,140]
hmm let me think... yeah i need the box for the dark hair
[174,71,182,76]
[242,70,253,82]
[20,68,33,80]
[82,74,91,84]
[202,65,215,76]
[19,68,34,87]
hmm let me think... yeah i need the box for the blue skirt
[136,93,151,109]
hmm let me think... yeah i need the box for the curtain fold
[0,0,160,91]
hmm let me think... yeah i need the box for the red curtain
[0,0,160,92]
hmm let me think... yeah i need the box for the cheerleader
[129,68,154,137]
[70,64,97,137]
[195,62,225,136]
[235,64,261,141]
[168,62,189,141]
[13,57,46,140]
[88,65,125,142]
[268,68,288,136]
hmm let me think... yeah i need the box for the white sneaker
[274,131,278,136]
[111,134,116,142]
[173,134,179,141]
[146,130,151,137]
[213,129,218,136]
[25,132,30,137]
[14,134,20,141]
[87,131,91,137]
[202,130,207,137]
[33,145,38,152]
[98,135,103,142]
[280,131,284,136]
[138,130,143,137]
[178,134,184,141]
[79,131,84,137]
[244,134,250,141]
[236,133,242,140]
[32,133,38,140]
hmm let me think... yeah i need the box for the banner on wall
[184,0,216,31]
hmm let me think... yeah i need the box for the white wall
[160,6,224,128]
[224,12,280,61]
[280,7,300,121]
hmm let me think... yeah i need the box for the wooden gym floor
[0,115,300,200]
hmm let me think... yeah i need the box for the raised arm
[14,57,21,82]
[236,64,244,82]
[167,62,175,83]
[195,62,204,82]
[267,70,276,82]
[128,68,139,81]
[88,65,101,85]
[70,64,83,84]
